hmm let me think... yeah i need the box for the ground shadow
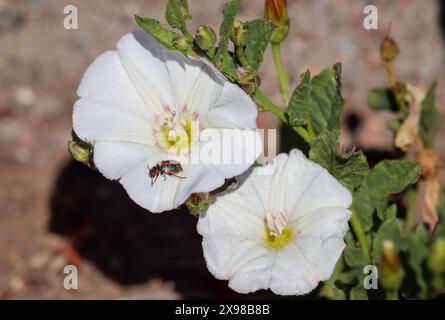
[49,160,245,299]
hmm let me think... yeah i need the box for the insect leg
[170,173,186,179]
[151,173,159,186]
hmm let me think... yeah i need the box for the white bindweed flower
[197,149,352,295]
[73,31,260,213]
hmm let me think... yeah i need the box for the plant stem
[385,61,408,116]
[385,62,397,89]
[386,289,399,300]
[271,44,289,105]
[404,187,417,232]
[320,258,344,298]
[350,212,370,260]
[254,89,287,123]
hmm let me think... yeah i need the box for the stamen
[265,211,287,237]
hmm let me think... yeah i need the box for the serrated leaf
[419,82,438,148]
[368,88,398,111]
[352,160,421,232]
[288,70,311,127]
[166,0,190,34]
[288,63,344,142]
[135,16,177,50]
[310,131,369,191]
[344,246,370,268]
[406,224,429,295]
[240,20,276,71]
[373,218,407,264]
[215,0,241,80]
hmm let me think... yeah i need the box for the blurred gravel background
[0,0,444,299]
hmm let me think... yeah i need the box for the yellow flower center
[155,109,200,156]
[265,227,293,250]
[264,211,293,250]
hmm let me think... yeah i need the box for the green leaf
[406,224,429,295]
[215,0,242,80]
[337,270,359,285]
[310,132,369,191]
[320,259,347,300]
[344,246,370,268]
[352,160,421,232]
[329,284,347,300]
[419,82,438,148]
[288,71,311,127]
[135,16,178,50]
[368,88,398,111]
[288,63,344,141]
[388,117,402,131]
[377,203,397,221]
[350,283,368,300]
[373,218,407,264]
[344,230,356,247]
[239,20,276,71]
[166,0,191,34]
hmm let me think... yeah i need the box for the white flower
[73,31,260,213]
[197,149,352,295]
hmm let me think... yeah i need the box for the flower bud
[380,35,400,63]
[236,67,261,95]
[380,241,404,291]
[231,19,248,47]
[195,25,217,51]
[186,193,211,216]
[173,35,194,52]
[428,238,445,275]
[265,0,290,44]
[68,140,94,168]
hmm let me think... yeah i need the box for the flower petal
[118,152,180,213]
[198,128,263,179]
[77,50,148,118]
[204,81,258,129]
[265,149,352,218]
[119,152,231,213]
[269,241,322,295]
[201,234,274,294]
[117,31,175,113]
[73,98,153,145]
[93,141,157,180]
[166,56,225,115]
[290,206,351,280]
